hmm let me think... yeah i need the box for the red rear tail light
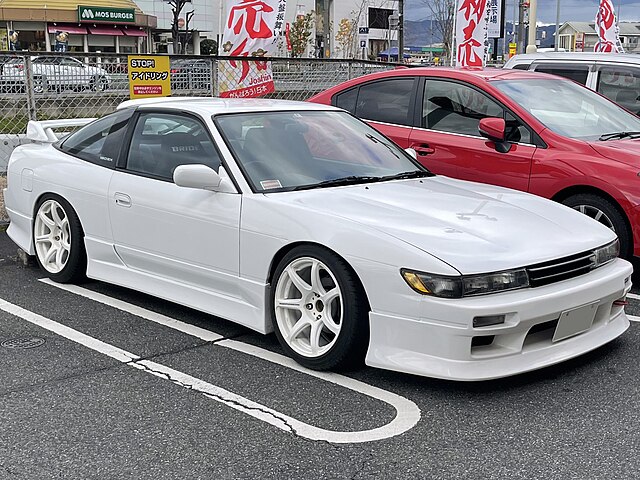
[13,64,24,70]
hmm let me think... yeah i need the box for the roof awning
[47,24,88,35]
[89,26,125,36]
[122,28,147,37]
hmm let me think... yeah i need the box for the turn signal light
[473,315,506,328]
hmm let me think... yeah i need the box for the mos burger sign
[78,6,136,24]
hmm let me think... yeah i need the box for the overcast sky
[404,0,640,24]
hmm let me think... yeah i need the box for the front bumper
[366,258,632,381]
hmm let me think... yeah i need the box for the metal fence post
[24,56,37,121]
[348,61,353,81]
[212,58,219,97]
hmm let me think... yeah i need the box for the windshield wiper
[599,131,640,141]
[293,175,383,191]
[379,170,434,181]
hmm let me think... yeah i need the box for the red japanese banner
[218,0,287,98]
[455,0,489,68]
[595,0,624,53]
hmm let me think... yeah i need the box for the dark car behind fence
[0,52,395,173]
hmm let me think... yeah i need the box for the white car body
[3,98,633,380]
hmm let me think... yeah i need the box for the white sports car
[3,98,633,380]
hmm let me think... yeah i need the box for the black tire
[89,76,108,92]
[270,245,369,371]
[32,76,47,94]
[562,193,632,259]
[33,194,86,283]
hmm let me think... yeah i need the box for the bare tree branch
[421,0,456,59]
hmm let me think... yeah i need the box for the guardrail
[0,52,399,171]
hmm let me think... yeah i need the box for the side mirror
[405,147,418,160]
[479,117,512,153]
[479,117,506,142]
[173,164,234,192]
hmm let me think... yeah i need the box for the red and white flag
[218,0,287,98]
[455,0,489,68]
[594,0,624,53]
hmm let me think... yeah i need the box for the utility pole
[323,0,330,58]
[398,0,404,63]
[554,0,560,51]
[526,0,538,53]
[517,0,525,53]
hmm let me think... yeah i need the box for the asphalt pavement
[1,227,640,480]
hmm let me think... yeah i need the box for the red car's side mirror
[479,117,506,142]
[479,117,511,153]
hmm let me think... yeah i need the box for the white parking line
[37,279,421,443]
[629,315,640,323]
[627,293,640,301]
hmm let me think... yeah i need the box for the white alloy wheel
[274,257,343,358]
[34,199,71,274]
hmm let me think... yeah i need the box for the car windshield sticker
[260,179,282,190]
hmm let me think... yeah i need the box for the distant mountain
[404,19,557,50]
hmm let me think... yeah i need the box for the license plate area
[553,301,599,343]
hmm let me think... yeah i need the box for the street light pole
[398,0,404,63]
[554,0,561,51]
[526,0,538,53]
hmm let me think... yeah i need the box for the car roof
[505,51,640,65]
[117,97,341,116]
[339,66,557,83]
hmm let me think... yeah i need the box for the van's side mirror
[479,117,512,153]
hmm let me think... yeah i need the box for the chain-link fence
[0,52,397,173]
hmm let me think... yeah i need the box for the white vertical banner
[455,0,490,68]
[487,0,503,39]
[218,0,287,98]
[594,0,624,53]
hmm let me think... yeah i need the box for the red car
[309,68,640,259]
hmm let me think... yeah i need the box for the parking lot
[1,226,640,479]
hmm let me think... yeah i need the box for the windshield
[493,78,640,141]
[215,111,430,192]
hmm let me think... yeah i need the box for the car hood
[279,177,616,274]
[589,138,640,168]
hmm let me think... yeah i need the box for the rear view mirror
[173,164,235,192]
[405,148,418,159]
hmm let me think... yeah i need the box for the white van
[504,52,640,115]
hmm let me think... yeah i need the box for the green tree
[289,12,315,58]
[200,39,218,55]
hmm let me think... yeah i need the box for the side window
[354,78,415,126]
[505,112,532,144]
[333,88,358,113]
[532,64,590,85]
[511,63,530,70]
[126,112,220,180]
[597,66,640,115]
[423,80,503,136]
[59,110,132,168]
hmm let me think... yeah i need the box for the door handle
[114,192,131,208]
[412,144,435,156]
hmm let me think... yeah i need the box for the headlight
[594,239,619,267]
[401,268,530,298]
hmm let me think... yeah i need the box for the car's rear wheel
[562,193,631,258]
[271,246,369,371]
[33,195,86,283]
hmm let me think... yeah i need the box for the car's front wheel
[271,246,369,371]
[89,75,109,92]
[562,193,631,259]
[33,195,86,283]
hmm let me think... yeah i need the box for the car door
[594,63,640,116]
[333,76,418,148]
[108,110,242,294]
[408,78,536,191]
[61,57,87,87]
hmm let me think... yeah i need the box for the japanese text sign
[455,0,490,68]
[595,0,624,53]
[218,0,287,98]
[487,0,504,39]
[128,56,171,99]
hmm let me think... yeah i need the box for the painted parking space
[3,230,640,478]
